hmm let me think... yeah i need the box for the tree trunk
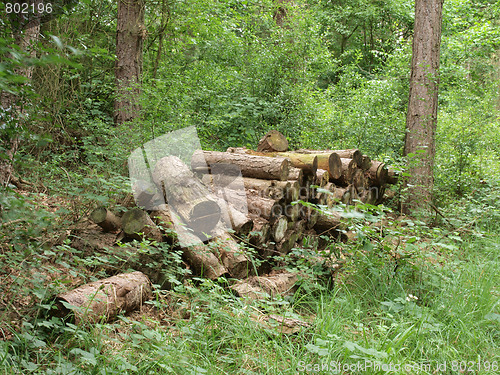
[212,197,253,236]
[193,150,290,181]
[387,168,399,185]
[55,271,152,324]
[403,0,444,214]
[114,0,145,125]
[288,167,304,185]
[314,211,342,233]
[153,156,221,235]
[293,150,342,179]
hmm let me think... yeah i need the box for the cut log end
[90,207,122,232]
[257,130,289,152]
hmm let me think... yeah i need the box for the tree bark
[403,0,444,214]
[55,271,152,324]
[226,148,317,174]
[114,0,145,125]
[193,150,290,181]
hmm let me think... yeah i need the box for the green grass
[1,232,498,374]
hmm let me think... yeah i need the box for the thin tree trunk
[114,0,145,125]
[403,0,444,214]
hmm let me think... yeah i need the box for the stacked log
[85,130,396,287]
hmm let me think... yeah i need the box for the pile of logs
[59,130,397,323]
[87,130,396,283]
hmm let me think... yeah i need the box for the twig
[430,204,453,227]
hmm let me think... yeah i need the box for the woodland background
[0,0,499,373]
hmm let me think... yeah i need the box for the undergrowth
[1,182,499,374]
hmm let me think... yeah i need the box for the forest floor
[0,187,499,374]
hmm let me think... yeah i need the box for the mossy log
[54,271,152,324]
[122,208,163,242]
[256,130,289,152]
[193,150,290,181]
[153,156,221,234]
[89,207,121,233]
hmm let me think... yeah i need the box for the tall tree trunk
[403,0,444,214]
[114,0,145,125]
[0,0,41,186]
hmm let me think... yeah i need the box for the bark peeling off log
[54,271,152,324]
